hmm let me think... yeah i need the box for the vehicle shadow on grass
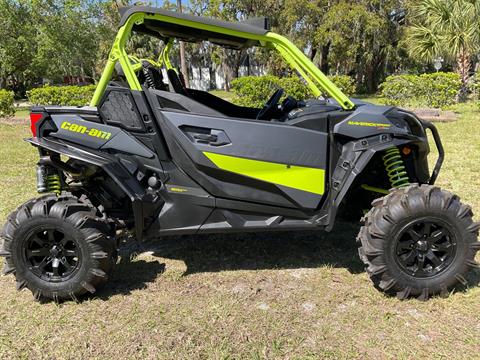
[95,257,166,300]
[95,222,364,299]
[149,222,366,275]
[95,220,480,300]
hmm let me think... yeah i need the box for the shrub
[231,74,355,108]
[380,72,461,108]
[231,75,282,108]
[0,90,15,117]
[278,76,315,101]
[27,85,96,107]
[378,75,419,107]
[0,90,15,118]
[329,75,356,96]
[421,73,462,108]
[471,68,480,97]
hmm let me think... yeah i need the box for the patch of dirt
[0,117,29,125]
[410,108,458,122]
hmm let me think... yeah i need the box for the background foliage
[231,75,356,108]
[0,90,15,117]
[380,72,461,108]
[1,0,479,107]
[231,76,312,108]
[27,85,96,107]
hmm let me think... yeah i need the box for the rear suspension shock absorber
[382,147,409,188]
[143,66,156,89]
[46,174,62,195]
[37,164,62,195]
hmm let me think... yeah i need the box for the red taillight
[30,113,43,137]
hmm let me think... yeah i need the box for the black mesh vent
[100,90,143,130]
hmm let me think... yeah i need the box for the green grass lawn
[0,105,479,359]
[209,89,235,101]
[14,107,30,119]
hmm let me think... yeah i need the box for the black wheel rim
[395,218,457,278]
[24,228,81,282]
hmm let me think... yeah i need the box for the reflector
[30,113,43,136]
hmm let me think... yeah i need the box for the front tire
[0,194,117,302]
[358,184,480,300]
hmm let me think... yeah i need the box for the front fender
[320,133,421,231]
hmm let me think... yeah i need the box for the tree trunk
[456,47,470,102]
[233,50,243,79]
[364,64,376,94]
[223,62,230,92]
[320,43,330,74]
[177,0,190,88]
[309,47,317,62]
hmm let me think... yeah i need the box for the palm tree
[406,0,480,101]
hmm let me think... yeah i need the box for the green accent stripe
[203,152,325,195]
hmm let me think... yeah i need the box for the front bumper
[420,120,445,185]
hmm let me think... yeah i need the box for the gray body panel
[163,112,327,168]
[50,114,155,158]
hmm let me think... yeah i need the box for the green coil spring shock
[46,174,62,195]
[382,147,409,188]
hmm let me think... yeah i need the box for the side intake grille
[99,90,143,130]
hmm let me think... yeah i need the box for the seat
[167,68,190,97]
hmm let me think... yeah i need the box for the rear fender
[26,137,150,241]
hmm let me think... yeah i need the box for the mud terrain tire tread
[0,194,117,302]
[358,184,480,300]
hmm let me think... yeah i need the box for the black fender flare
[26,137,147,240]
[320,133,422,231]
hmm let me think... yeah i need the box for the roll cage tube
[90,12,355,110]
[270,42,321,97]
[161,38,175,70]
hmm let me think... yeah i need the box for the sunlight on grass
[209,89,234,101]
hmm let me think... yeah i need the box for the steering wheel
[256,88,284,120]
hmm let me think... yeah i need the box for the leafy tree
[0,0,113,94]
[406,0,480,100]
[312,0,404,92]
[31,0,106,83]
[0,1,38,94]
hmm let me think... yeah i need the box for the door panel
[156,110,328,209]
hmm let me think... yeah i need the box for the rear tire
[358,184,480,300]
[0,194,117,302]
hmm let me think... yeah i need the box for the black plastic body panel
[333,104,411,138]
[151,106,328,210]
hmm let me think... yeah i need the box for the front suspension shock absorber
[382,147,409,188]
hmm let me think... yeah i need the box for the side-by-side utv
[1,6,479,302]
